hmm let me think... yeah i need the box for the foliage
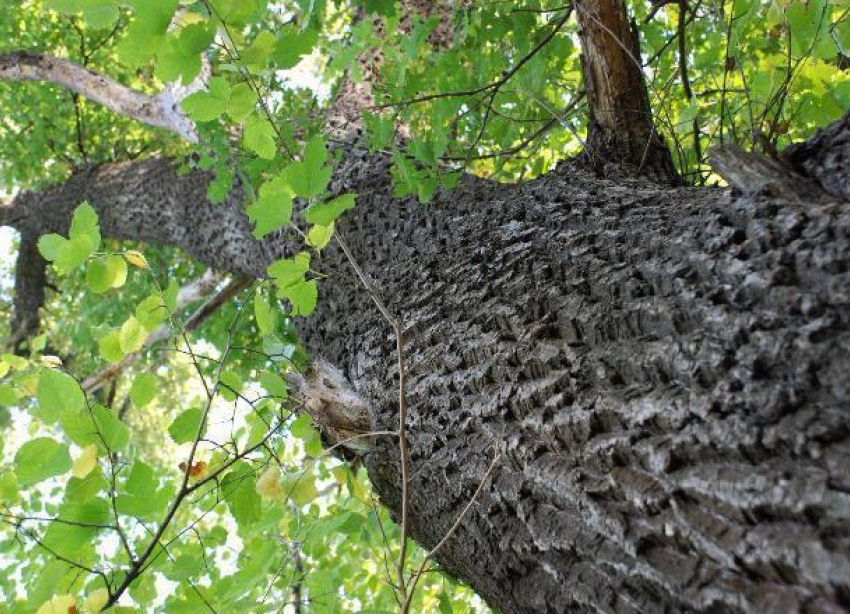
[0,0,847,611]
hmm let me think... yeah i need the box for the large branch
[0,51,197,142]
[7,232,47,350]
[6,128,850,611]
[782,108,850,202]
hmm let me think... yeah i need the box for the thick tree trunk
[4,146,850,612]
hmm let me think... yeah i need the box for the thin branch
[82,271,245,394]
[104,289,253,608]
[375,10,572,110]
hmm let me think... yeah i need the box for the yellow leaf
[83,588,108,613]
[331,465,367,500]
[36,594,76,614]
[255,465,283,500]
[72,444,98,479]
[123,250,148,269]
[178,460,208,480]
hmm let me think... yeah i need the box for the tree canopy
[0,0,848,612]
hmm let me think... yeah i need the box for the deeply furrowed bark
[5,144,850,612]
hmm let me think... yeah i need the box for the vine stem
[401,453,501,614]
[333,233,412,601]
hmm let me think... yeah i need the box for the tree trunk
[575,0,678,183]
[4,144,850,612]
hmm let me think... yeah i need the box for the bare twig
[376,10,572,111]
[333,233,413,601]
[82,271,246,394]
[401,453,501,614]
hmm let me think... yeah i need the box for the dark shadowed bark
[4,129,850,611]
[8,233,47,348]
[783,109,850,202]
[575,0,678,183]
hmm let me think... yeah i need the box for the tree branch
[82,271,247,394]
[7,232,47,352]
[0,51,197,142]
[782,108,850,202]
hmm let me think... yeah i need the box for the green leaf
[220,461,261,526]
[246,189,293,238]
[272,26,319,68]
[0,470,20,505]
[0,384,20,406]
[37,234,66,262]
[69,201,100,243]
[164,554,203,582]
[65,469,107,504]
[120,316,147,354]
[284,135,332,198]
[86,255,128,293]
[364,0,396,16]
[129,575,157,605]
[59,403,125,452]
[91,404,130,451]
[241,31,276,67]
[84,2,120,29]
[254,293,275,335]
[244,114,277,159]
[248,171,295,238]
[279,279,318,316]
[169,407,204,444]
[267,252,310,288]
[281,470,318,506]
[136,294,170,331]
[219,371,243,402]
[182,77,231,122]
[14,438,72,487]
[59,234,97,273]
[227,83,258,122]
[207,167,235,202]
[156,38,203,85]
[130,0,178,35]
[42,498,110,557]
[44,498,109,559]
[37,368,86,425]
[178,21,215,54]
[48,0,119,29]
[438,592,453,614]
[98,330,124,363]
[306,222,334,250]
[130,373,157,407]
[259,371,287,398]
[39,203,100,274]
[303,193,356,226]
[116,461,174,521]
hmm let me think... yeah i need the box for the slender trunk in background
[575,0,679,182]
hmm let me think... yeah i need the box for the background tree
[0,0,849,612]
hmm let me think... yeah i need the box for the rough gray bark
[5,144,850,612]
[783,109,850,202]
[8,233,47,348]
[309,157,850,613]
